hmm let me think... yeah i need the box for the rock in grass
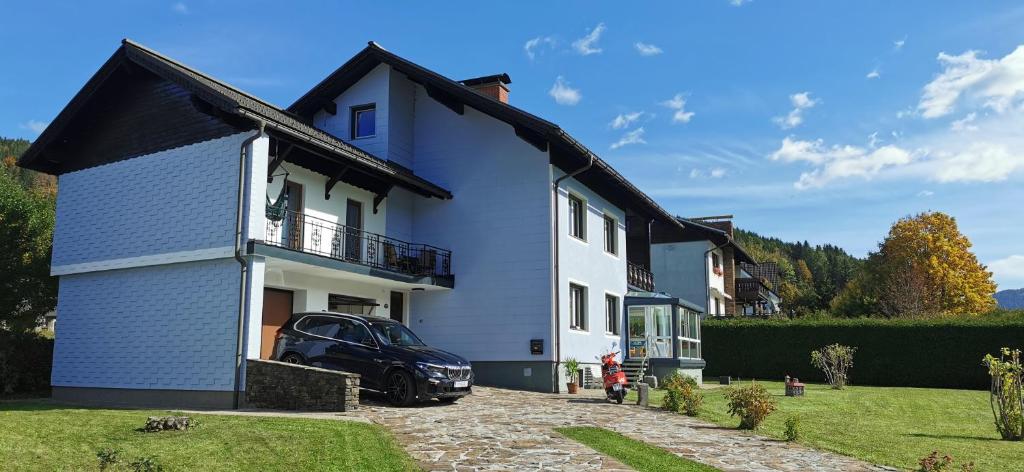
[143,416,193,432]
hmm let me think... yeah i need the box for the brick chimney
[459,74,511,103]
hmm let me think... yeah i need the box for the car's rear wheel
[280,353,304,365]
[385,370,415,407]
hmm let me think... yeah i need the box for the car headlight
[416,362,447,379]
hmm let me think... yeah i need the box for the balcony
[264,209,452,284]
[736,277,771,303]
[627,262,655,292]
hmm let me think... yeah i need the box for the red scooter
[601,351,628,404]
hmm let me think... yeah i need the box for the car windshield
[369,322,425,346]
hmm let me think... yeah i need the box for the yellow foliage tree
[871,212,996,317]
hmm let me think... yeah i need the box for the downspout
[233,122,265,409]
[704,237,731,318]
[551,153,593,391]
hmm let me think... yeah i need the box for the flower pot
[566,382,579,394]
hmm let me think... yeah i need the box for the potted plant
[564,357,581,394]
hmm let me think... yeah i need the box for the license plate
[612,383,622,391]
[454,380,469,388]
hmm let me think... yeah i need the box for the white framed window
[605,294,620,335]
[569,283,587,331]
[676,309,702,359]
[351,104,376,139]
[568,194,586,241]
[603,214,617,255]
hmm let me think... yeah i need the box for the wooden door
[344,199,363,261]
[261,288,294,360]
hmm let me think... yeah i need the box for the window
[329,293,377,316]
[569,283,587,331]
[713,298,721,315]
[568,194,586,240]
[603,215,617,255]
[351,104,376,139]
[335,318,376,346]
[676,309,702,359]
[712,253,721,269]
[605,294,620,335]
[298,316,341,339]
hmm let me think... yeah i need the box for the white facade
[650,240,725,314]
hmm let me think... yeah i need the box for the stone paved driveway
[351,386,894,472]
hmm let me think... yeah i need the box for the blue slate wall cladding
[52,133,246,267]
[51,258,240,391]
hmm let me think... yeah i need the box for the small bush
[96,448,121,471]
[128,456,164,472]
[0,330,54,395]
[724,382,776,430]
[917,451,975,472]
[662,373,703,416]
[982,347,1023,440]
[810,343,857,389]
[783,416,800,442]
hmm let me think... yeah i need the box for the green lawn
[556,426,720,472]
[0,401,417,471]
[635,381,1019,471]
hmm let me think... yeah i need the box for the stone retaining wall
[245,359,359,411]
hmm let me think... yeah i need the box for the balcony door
[344,199,362,261]
[281,181,303,250]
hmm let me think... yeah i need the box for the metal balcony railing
[265,209,452,280]
[627,262,655,292]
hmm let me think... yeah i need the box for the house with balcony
[650,215,759,316]
[736,262,783,316]
[20,39,708,408]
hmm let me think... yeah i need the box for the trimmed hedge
[702,318,1024,390]
[0,330,53,395]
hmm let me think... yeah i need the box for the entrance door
[390,291,405,324]
[627,307,647,358]
[261,288,293,360]
[344,199,362,261]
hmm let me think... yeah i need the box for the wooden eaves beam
[325,167,350,200]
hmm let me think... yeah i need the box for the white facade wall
[555,173,628,376]
[313,63,390,160]
[651,240,721,313]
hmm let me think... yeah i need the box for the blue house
[20,40,708,408]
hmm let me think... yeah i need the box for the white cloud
[917,190,934,197]
[611,127,646,149]
[548,76,581,105]
[730,0,751,6]
[660,93,695,123]
[710,167,727,178]
[989,254,1024,289]
[950,112,978,132]
[19,120,48,134]
[688,167,728,179]
[930,142,1024,183]
[894,36,907,51]
[866,69,881,79]
[572,23,606,56]
[172,2,188,14]
[524,36,555,60]
[770,137,915,189]
[634,42,663,56]
[918,46,1024,119]
[609,111,644,130]
[773,91,818,129]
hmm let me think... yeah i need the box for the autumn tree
[0,163,57,331]
[834,212,996,317]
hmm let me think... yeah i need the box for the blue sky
[2,1,1023,289]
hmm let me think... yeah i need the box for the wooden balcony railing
[628,262,655,292]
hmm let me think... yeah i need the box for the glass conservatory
[624,291,706,381]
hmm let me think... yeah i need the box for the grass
[0,401,417,471]
[556,426,720,472]
[634,381,1020,471]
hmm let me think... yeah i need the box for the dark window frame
[605,294,620,335]
[350,103,376,139]
[569,283,588,331]
[603,214,617,255]
[568,194,586,241]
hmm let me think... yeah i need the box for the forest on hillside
[735,228,863,317]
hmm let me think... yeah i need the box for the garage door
[261,288,293,360]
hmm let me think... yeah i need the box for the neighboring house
[737,262,783,316]
[20,40,708,408]
[650,215,757,316]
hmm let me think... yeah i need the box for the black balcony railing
[628,262,655,292]
[265,209,452,280]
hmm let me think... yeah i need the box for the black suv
[272,312,473,406]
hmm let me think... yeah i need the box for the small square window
[351,104,376,139]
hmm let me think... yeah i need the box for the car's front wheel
[385,370,415,407]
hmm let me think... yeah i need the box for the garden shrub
[916,451,974,472]
[724,382,776,430]
[982,347,1023,440]
[0,329,54,395]
[97,449,121,471]
[662,373,703,416]
[810,343,857,389]
[702,318,1024,389]
[783,416,800,442]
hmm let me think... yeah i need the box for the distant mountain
[995,289,1024,309]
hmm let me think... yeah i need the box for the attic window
[351,104,376,139]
